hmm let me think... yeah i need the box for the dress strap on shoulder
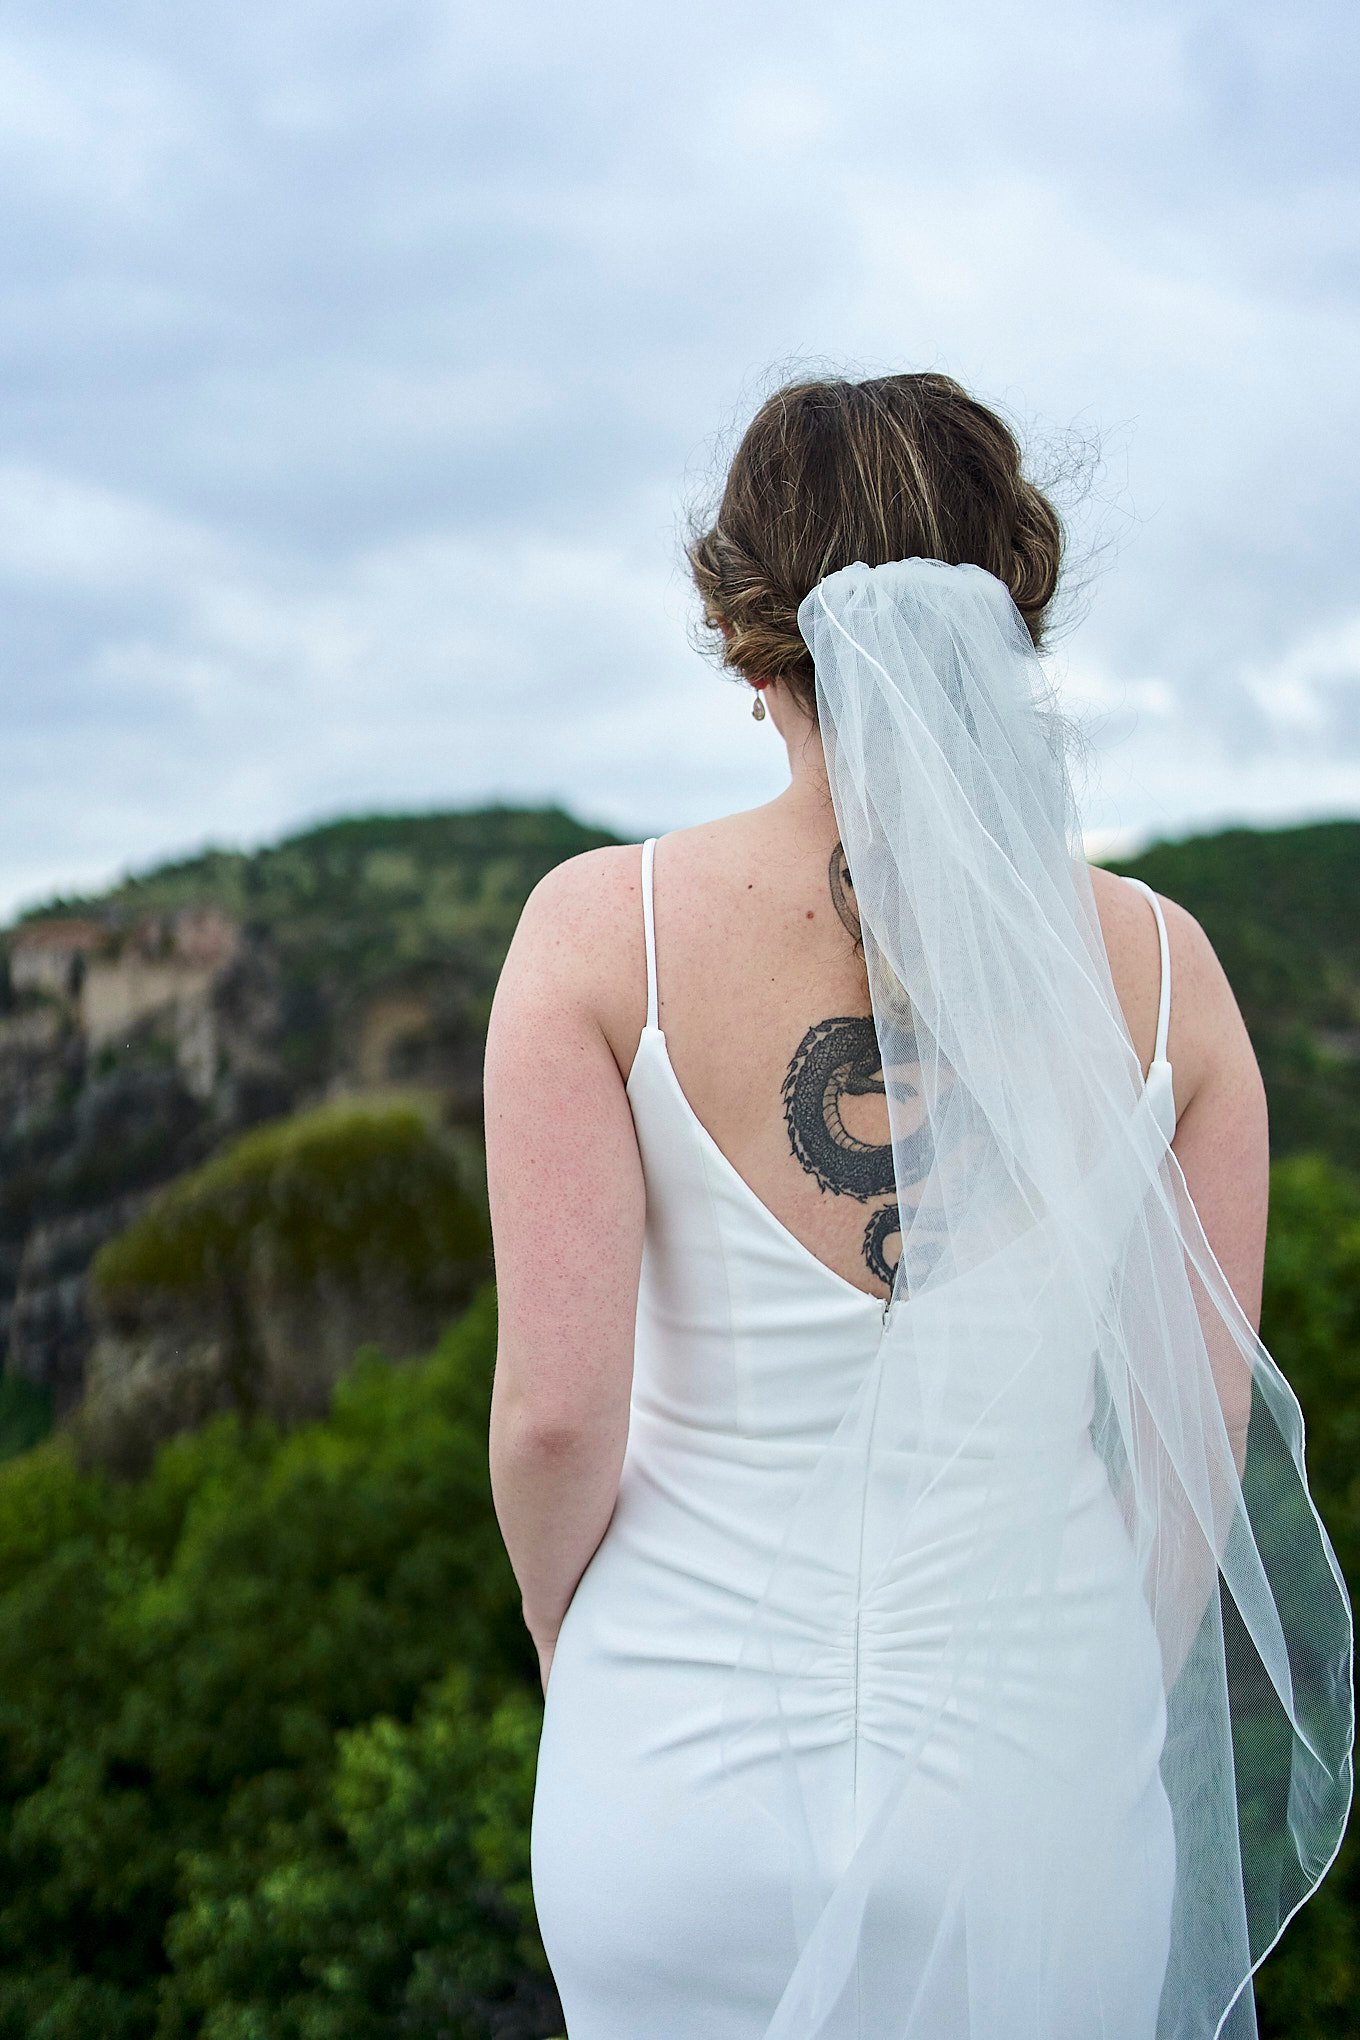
[640,837,659,1031]
[1122,875,1171,1066]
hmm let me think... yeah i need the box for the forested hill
[0,805,1355,1418]
[0,806,621,1415]
[1108,819,1360,1163]
[16,803,622,1080]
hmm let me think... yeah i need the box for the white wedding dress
[530,836,1179,2039]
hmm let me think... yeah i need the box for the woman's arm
[1105,895,1267,1684]
[484,851,645,1691]
[1162,896,1269,1476]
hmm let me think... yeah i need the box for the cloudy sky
[2,0,1357,918]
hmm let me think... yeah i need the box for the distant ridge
[0,804,1355,1417]
[0,804,622,1413]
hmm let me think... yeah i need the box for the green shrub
[93,1099,489,1308]
[0,1373,53,1463]
[159,1670,552,2040]
[0,1288,548,2038]
[79,1101,493,1473]
[1254,1154,1360,2034]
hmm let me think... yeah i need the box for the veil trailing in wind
[716,558,1353,2040]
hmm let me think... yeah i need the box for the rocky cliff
[0,804,617,1413]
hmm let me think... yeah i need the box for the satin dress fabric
[530,847,1179,2039]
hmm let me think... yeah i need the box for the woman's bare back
[590,798,1202,1305]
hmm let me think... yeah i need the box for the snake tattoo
[779,844,929,1288]
[828,840,862,950]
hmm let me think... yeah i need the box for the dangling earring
[751,686,767,722]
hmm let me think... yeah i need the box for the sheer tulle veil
[716,557,1354,2039]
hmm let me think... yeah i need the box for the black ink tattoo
[862,1203,902,1288]
[781,1016,930,1286]
[782,1017,895,1201]
[775,842,933,1289]
[828,841,861,948]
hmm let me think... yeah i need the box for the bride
[483,372,1352,2039]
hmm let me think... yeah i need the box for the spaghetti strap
[1123,875,1171,1065]
[640,837,659,1032]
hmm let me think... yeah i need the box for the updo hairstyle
[688,373,1064,717]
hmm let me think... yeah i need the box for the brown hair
[688,373,1064,716]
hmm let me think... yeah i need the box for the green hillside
[17,803,620,1082]
[0,806,621,1418]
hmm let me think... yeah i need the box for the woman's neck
[763,678,835,815]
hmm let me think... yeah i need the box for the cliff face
[1,1022,221,1413]
[0,804,617,1413]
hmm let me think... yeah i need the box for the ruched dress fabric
[530,842,1181,2040]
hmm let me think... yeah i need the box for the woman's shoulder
[518,840,644,922]
[503,842,648,1013]
[518,813,771,936]
[523,812,754,897]
[1088,866,1227,1018]
[501,813,785,1076]
[1088,866,1257,1119]
[496,838,672,1086]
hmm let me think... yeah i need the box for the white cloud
[0,465,225,594]
[0,31,187,205]
[0,0,1356,918]
[1240,613,1360,736]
